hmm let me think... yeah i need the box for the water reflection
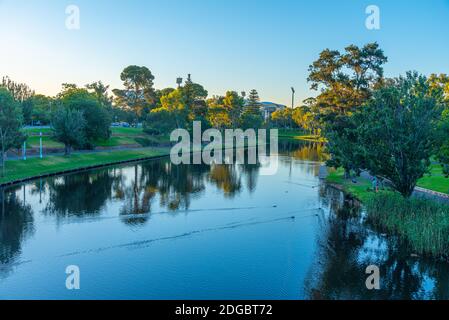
[43,171,118,217]
[306,185,449,300]
[0,186,34,278]
[1,140,449,299]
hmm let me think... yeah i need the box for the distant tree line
[2,42,449,194]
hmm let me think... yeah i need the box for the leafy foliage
[0,88,26,175]
[58,86,111,147]
[51,107,86,155]
[329,72,443,197]
[113,66,156,118]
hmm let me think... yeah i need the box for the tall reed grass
[365,192,449,257]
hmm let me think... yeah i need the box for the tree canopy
[0,88,26,175]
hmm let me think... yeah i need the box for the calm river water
[1,140,449,299]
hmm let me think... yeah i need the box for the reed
[365,193,449,257]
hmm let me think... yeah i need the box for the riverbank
[0,147,171,186]
[326,167,449,200]
[0,140,269,187]
[278,129,325,143]
[325,167,449,259]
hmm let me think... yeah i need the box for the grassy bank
[327,165,449,200]
[417,164,449,194]
[22,127,171,149]
[326,167,449,258]
[0,147,170,185]
[326,168,382,202]
[278,129,325,142]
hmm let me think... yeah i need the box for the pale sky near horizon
[1,0,448,106]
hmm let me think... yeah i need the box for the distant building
[259,102,286,120]
[243,98,286,120]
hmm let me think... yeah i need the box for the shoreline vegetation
[0,129,297,186]
[326,168,449,259]
[2,41,449,263]
[0,147,171,186]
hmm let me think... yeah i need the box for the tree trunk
[344,168,351,180]
[0,150,4,177]
[0,133,4,177]
[65,144,71,156]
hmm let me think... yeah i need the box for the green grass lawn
[111,127,144,136]
[326,168,380,202]
[27,136,64,148]
[23,127,161,149]
[278,129,325,142]
[417,164,449,194]
[22,127,52,135]
[94,136,140,147]
[327,164,449,202]
[0,148,170,185]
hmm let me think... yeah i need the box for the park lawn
[24,127,160,148]
[0,148,170,185]
[327,164,449,202]
[111,127,144,136]
[278,129,325,142]
[417,164,449,194]
[22,127,52,135]
[278,129,305,138]
[27,136,64,148]
[326,168,378,202]
[94,136,139,147]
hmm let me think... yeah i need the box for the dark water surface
[1,141,448,300]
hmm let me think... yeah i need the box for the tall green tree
[206,95,231,131]
[86,81,113,110]
[0,88,26,176]
[428,74,449,176]
[242,89,264,129]
[1,76,34,102]
[223,91,244,128]
[29,95,55,125]
[307,43,387,117]
[113,66,156,119]
[58,86,111,147]
[2,76,35,125]
[271,108,292,129]
[51,107,86,155]
[345,73,442,197]
[180,80,208,126]
[157,89,189,129]
[244,89,262,115]
[308,43,388,176]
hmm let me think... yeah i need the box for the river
[1,140,448,299]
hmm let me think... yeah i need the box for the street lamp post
[290,87,295,129]
[291,87,295,109]
[22,141,27,160]
[39,132,43,159]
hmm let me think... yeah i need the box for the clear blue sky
[1,0,448,106]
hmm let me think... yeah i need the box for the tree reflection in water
[2,141,449,298]
[0,186,34,278]
[305,185,449,300]
[43,170,117,218]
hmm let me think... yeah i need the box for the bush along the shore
[365,193,449,258]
